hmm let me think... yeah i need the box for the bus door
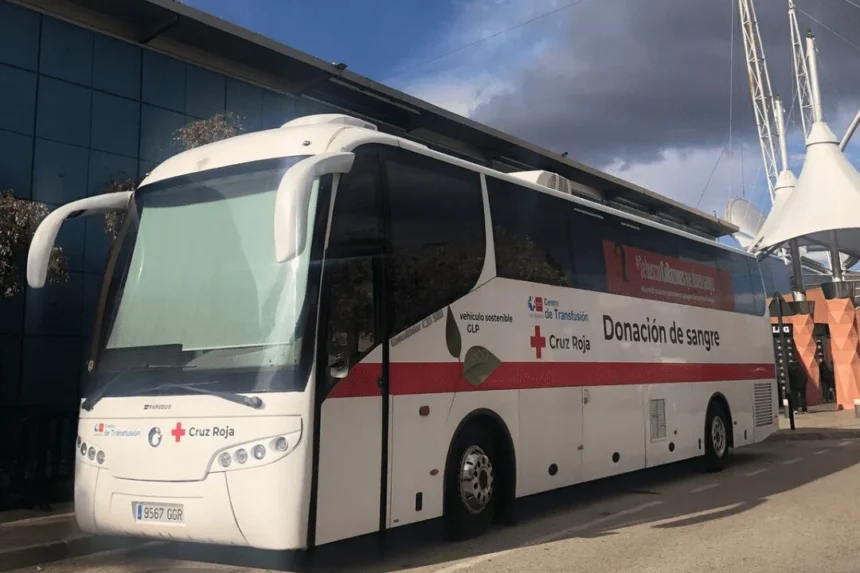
[378,145,489,529]
[311,146,390,547]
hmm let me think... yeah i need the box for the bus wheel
[444,422,498,540]
[704,401,730,472]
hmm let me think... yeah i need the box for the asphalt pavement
[9,437,860,573]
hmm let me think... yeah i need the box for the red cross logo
[171,422,186,443]
[530,325,546,359]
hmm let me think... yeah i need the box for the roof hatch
[508,170,603,201]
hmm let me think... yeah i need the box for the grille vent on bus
[754,382,774,427]
[649,399,667,442]
[545,172,571,194]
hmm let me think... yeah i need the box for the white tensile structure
[752,34,860,277]
[728,0,860,289]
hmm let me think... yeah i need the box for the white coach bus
[26,113,777,550]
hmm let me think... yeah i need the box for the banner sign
[602,241,735,311]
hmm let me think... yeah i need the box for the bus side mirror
[274,152,354,263]
[329,353,350,379]
[27,191,133,289]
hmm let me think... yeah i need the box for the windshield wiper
[81,368,136,412]
[148,382,264,410]
[80,364,198,412]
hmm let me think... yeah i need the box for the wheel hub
[711,415,727,457]
[458,445,494,515]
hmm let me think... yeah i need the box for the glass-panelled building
[0,1,332,410]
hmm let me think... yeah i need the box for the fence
[0,406,78,511]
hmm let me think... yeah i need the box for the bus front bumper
[75,455,309,550]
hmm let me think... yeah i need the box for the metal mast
[738,0,780,202]
[788,0,814,140]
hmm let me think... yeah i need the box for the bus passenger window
[720,251,757,315]
[382,148,486,336]
[748,258,767,316]
[486,177,575,288]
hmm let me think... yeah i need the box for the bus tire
[444,421,498,540]
[703,400,730,472]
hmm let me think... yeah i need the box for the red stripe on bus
[327,361,776,399]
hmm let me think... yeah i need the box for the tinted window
[677,240,732,310]
[324,254,377,389]
[328,148,382,251]
[382,147,486,335]
[717,250,756,315]
[748,258,767,316]
[487,176,762,315]
[488,177,574,287]
[758,253,792,297]
[568,206,627,293]
[324,147,382,376]
[604,218,754,314]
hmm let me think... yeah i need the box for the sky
[178,0,860,233]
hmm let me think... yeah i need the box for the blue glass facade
[0,3,320,407]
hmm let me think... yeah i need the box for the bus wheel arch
[704,393,733,471]
[442,409,517,540]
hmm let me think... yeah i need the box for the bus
[26,113,778,550]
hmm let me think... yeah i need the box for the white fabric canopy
[753,167,794,251]
[753,121,860,258]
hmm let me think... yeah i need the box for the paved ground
[778,407,860,430]
[9,437,860,573]
[0,503,81,549]
[0,504,141,572]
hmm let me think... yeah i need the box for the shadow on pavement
[82,440,860,572]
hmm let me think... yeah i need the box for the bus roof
[38,0,737,239]
[142,117,753,259]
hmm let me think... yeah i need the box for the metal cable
[382,0,598,82]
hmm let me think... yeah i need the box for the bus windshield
[84,156,320,402]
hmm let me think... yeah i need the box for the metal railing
[0,407,78,511]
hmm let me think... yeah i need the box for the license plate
[134,502,184,524]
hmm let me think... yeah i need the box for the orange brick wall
[826,298,860,410]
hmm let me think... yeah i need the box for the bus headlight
[235,448,248,464]
[253,445,266,460]
[208,429,301,474]
[77,438,107,468]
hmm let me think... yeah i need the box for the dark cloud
[472,0,860,168]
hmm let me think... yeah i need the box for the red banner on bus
[602,241,735,311]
